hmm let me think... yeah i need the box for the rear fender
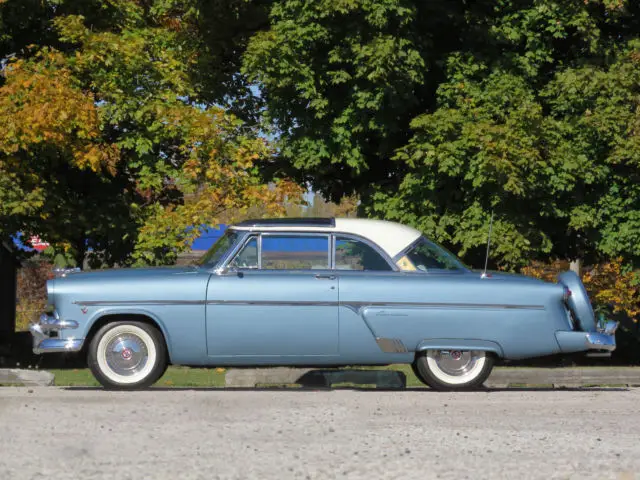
[557,271,596,332]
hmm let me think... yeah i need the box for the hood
[48,265,202,303]
[46,264,210,311]
[57,265,200,281]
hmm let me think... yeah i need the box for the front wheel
[88,321,167,390]
[413,350,494,390]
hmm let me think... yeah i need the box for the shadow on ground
[61,385,629,393]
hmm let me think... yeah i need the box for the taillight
[563,287,572,302]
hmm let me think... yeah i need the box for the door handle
[315,274,336,280]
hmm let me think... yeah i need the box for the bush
[521,258,640,364]
[15,259,53,331]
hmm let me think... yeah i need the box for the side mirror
[217,266,238,276]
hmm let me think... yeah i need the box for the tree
[242,0,432,200]
[243,0,640,269]
[0,0,298,267]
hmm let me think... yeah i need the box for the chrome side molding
[375,337,408,353]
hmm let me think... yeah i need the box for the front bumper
[555,320,619,354]
[30,313,84,355]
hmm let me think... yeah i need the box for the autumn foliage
[0,49,119,173]
[14,259,53,331]
[0,3,301,266]
[522,259,640,323]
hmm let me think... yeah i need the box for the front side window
[229,237,259,269]
[262,235,329,270]
[397,237,466,271]
[335,236,392,271]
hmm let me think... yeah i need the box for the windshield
[398,237,466,271]
[199,230,240,267]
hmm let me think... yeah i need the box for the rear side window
[334,236,392,271]
[261,236,329,270]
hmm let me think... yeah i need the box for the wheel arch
[84,312,172,363]
[415,339,504,359]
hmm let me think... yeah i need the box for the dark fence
[0,244,18,342]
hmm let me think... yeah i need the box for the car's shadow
[62,385,630,393]
[59,367,632,392]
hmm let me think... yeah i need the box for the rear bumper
[555,321,618,354]
[30,313,84,354]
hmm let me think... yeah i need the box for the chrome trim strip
[73,300,206,306]
[375,337,408,353]
[206,300,544,310]
[209,300,338,307]
[342,301,545,311]
[73,299,544,310]
[330,234,336,270]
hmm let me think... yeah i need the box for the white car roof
[230,218,422,258]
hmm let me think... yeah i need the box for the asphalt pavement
[0,387,638,480]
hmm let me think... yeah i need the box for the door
[205,234,339,358]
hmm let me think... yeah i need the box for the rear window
[398,237,466,271]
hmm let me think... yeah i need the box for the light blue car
[30,218,617,390]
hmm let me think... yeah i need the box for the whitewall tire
[88,321,167,390]
[413,350,494,390]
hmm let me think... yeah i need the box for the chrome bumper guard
[30,313,84,354]
[585,320,618,352]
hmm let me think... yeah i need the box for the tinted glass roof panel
[235,218,335,228]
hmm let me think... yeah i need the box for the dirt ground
[0,387,638,479]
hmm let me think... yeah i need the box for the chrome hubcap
[105,334,149,377]
[432,350,482,377]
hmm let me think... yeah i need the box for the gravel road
[0,387,638,480]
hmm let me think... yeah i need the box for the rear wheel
[88,321,167,390]
[413,350,494,390]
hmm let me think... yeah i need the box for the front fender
[85,307,174,362]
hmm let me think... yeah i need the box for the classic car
[30,217,618,390]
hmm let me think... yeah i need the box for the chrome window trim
[392,236,469,273]
[217,229,397,272]
[221,231,332,272]
[259,232,331,271]
[330,234,336,270]
[226,234,260,270]
[393,237,421,263]
[332,233,398,272]
[213,229,250,272]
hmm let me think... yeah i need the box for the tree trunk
[73,239,86,269]
[569,258,582,277]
